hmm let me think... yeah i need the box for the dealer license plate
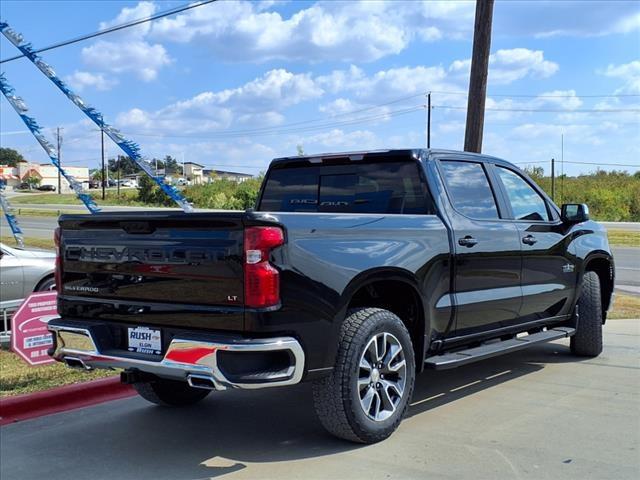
[127,326,162,355]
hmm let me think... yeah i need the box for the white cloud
[150,1,474,62]
[600,60,640,94]
[65,71,117,91]
[115,69,322,134]
[299,129,379,150]
[319,98,356,115]
[450,48,559,85]
[80,2,171,82]
[81,40,171,82]
[317,64,450,101]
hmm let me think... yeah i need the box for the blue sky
[1,0,639,176]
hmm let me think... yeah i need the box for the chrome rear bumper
[48,323,305,391]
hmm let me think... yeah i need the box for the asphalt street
[1,319,638,480]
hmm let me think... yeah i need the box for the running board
[424,327,576,370]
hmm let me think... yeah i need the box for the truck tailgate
[57,212,245,330]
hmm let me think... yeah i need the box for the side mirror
[561,203,589,223]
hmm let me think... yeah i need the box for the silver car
[0,242,56,302]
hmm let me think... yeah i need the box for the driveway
[1,320,638,480]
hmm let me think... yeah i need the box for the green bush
[182,177,263,210]
[526,169,640,221]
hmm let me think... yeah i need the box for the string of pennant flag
[0,21,193,214]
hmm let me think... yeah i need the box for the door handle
[458,235,478,248]
[522,235,537,245]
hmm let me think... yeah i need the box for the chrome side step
[424,327,576,370]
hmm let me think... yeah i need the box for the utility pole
[551,158,555,202]
[117,156,121,198]
[101,129,106,200]
[464,0,494,153]
[560,134,564,204]
[56,127,63,194]
[426,92,431,148]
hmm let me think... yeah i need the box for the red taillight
[54,227,62,290]
[244,226,284,308]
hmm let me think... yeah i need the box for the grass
[608,293,640,320]
[607,230,640,247]
[1,236,55,250]
[10,190,149,207]
[0,350,115,397]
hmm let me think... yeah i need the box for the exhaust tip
[63,357,89,370]
[187,374,217,390]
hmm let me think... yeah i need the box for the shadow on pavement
[4,342,585,480]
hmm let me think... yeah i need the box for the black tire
[312,308,416,444]
[570,271,603,357]
[35,276,56,292]
[134,378,211,407]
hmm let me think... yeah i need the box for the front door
[491,165,578,322]
[438,160,523,335]
[0,248,25,302]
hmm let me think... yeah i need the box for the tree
[163,155,182,175]
[24,174,41,190]
[137,174,174,206]
[0,147,26,167]
[108,155,138,176]
[296,144,305,156]
[91,169,104,181]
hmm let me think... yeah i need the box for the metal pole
[427,92,431,149]
[551,158,555,202]
[56,127,62,194]
[101,129,106,200]
[117,157,121,198]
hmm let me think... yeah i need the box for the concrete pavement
[2,319,638,480]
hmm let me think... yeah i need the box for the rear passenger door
[491,164,578,322]
[438,160,522,335]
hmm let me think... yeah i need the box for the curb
[0,376,136,426]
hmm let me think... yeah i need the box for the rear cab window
[258,160,435,214]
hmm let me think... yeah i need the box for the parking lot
[2,319,638,480]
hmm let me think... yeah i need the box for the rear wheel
[570,271,603,357]
[35,276,56,292]
[134,378,211,407]
[312,308,415,443]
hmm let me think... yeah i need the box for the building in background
[0,162,89,191]
[183,162,204,184]
[203,169,253,183]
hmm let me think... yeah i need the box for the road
[615,247,640,296]
[2,319,638,480]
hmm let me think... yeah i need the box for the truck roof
[270,148,518,170]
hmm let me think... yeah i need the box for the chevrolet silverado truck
[48,149,614,443]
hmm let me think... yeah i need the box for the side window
[495,166,550,221]
[440,161,499,220]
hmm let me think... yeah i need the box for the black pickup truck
[49,149,614,443]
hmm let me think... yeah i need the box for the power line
[120,105,425,140]
[434,105,640,113]
[516,160,639,167]
[431,90,640,98]
[0,0,218,64]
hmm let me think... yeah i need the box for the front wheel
[570,271,603,357]
[312,308,416,443]
[134,378,211,407]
